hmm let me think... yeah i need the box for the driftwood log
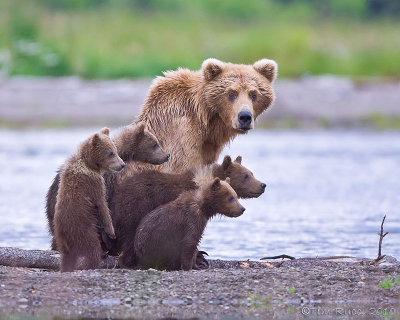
[1,247,399,271]
[0,247,118,271]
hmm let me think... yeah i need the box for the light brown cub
[54,128,125,272]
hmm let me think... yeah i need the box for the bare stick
[260,254,295,260]
[373,215,389,263]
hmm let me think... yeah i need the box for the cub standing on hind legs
[46,122,170,251]
[134,177,245,271]
[54,128,125,272]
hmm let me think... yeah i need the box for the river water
[0,129,399,260]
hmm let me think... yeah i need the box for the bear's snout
[238,111,252,130]
[261,183,266,190]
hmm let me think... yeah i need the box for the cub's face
[210,178,245,218]
[117,122,170,165]
[220,155,266,199]
[92,128,126,172]
[134,124,170,165]
[202,58,277,133]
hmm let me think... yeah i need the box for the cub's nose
[241,207,246,213]
[166,153,171,159]
[238,111,252,128]
[120,162,126,169]
[261,183,266,189]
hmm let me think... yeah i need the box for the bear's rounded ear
[222,155,232,170]
[211,177,221,190]
[202,58,225,81]
[100,127,110,136]
[234,156,242,164]
[92,133,100,146]
[225,177,231,184]
[134,121,146,134]
[253,59,278,83]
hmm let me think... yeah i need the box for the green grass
[378,277,400,289]
[0,0,399,78]
[362,114,400,130]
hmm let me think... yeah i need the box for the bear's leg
[60,250,78,272]
[180,243,197,271]
[50,237,58,251]
[119,242,137,269]
[80,242,102,270]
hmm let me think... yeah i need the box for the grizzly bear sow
[54,128,125,272]
[124,58,278,175]
[134,177,245,271]
[46,122,169,251]
[114,155,265,267]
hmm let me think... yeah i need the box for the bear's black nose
[166,153,170,159]
[261,183,266,189]
[238,111,252,128]
[121,162,126,168]
[241,207,246,213]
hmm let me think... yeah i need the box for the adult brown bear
[124,58,278,175]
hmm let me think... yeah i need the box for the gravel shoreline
[1,253,399,319]
[1,76,399,128]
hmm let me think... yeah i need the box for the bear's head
[203,177,245,218]
[116,122,170,165]
[202,58,277,132]
[215,155,266,198]
[83,127,126,172]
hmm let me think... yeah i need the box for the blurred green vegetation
[0,0,399,78]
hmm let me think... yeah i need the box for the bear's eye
[228,91,237,101]
[228,195,234,202]
[153,142,158,149]
[244,174,249,180]
[109,151,115,158]
[249,91,257,101]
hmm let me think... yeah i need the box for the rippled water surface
[0,129,399,260]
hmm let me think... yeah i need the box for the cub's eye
[244,174,249,180]
[153,142,158,149]
[228,91,237,101]
[249,91,257,101]
[228,195,234,202]
[108,151,115,158]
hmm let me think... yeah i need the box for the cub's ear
[100,127,110,136]
[222,155,232,170]
[92,133,100,146]
[253,59,278,83]
[234,156,242,164]
[211,177,221,190]
[134,121,146,135]
[202,58,225,81]
[225,177,231,184]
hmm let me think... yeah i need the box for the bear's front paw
[195,250,209,269]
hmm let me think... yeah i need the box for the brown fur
[114,155,265,267]
[47,122,169,251]
[132,178,245,270]
[124,58,277,175]
[54,128,125,272]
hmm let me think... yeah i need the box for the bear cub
[47,122,169,251]
[114,155,265,267]
[54,128,125,272]
[133,177,245,271]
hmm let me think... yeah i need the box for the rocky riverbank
[1,76,400,129]
[0,248,399,319]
